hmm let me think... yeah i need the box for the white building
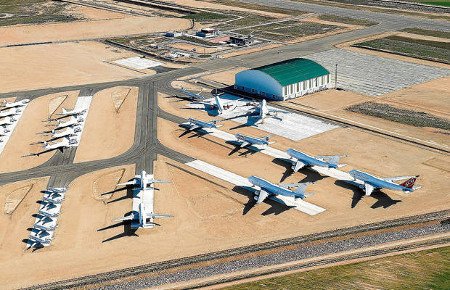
[234,58,331,101]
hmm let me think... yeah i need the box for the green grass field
[412,0,450,7]
[401,28,450,39]
[353,35,450,64]
[222,246,450,290]
[318,14,378,26]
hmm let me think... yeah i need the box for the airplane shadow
[232,185,293,216]
[334,180,401,209]
[99,212,138,243]
[271,158,327,184]
[225,141,261,157]
[106,187,133,204]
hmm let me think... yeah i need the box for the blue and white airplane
[234,133,273,148]
[287,148,345,172]
[178,87,206,102]
[347,169,420,196]
[180,118,222,132]
[248,175,313,204]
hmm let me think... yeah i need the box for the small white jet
[287,148,346,172]
[346,169,421,196]
[234,133,273,148]
[41,126,81,143]
[54,116,83,130]
[249,99,285,125]
[179,118,222,132]
[195,95,244,115]
[34,215,58,231]
[248,176,314,204]
[1,99,30,109]
[0,117,15,127]
[42,188,66,204]
[38,200,62,217]
[0,108,22,118]
[53,108,87,120]
[33,137,78,156]
[115,170,172,229]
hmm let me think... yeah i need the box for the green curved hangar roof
[254,58,330,86]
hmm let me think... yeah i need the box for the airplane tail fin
[215,95,224,114]
[400,175,419,190]
[62,108,68,115]
[256,190,269,204]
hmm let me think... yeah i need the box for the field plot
[308,49,450,96]
[353,35,450,64]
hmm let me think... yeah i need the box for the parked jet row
[0,98,30,109]
[0,99,29,151]
[178,118,421,205]
[114,170,172,229]
[27,187,67,248]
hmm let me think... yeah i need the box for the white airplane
[33,137,78,156]
[0,117,15,127]
[38,200,62,217]
[345,170,421,196]
[55,108,87,118]
[34,215,58,231]
[178,87,206,101]
[248,176,314,204]
[195,95,244,115]
[42,188,66,204]
[249,99,286,124]
[234,133,273,148]
[0,108,22,118]
[115,170,172,229]
[179,118,222,132]
[287,149,346,172]
[54,116,83,130]
[1,99,30,108]
[40,126,81,143]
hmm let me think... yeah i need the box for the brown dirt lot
[201,67,248,86]
[74,86,138,163]
[0,16,191,46]
[0,91,79,173]
[0,42,140,94]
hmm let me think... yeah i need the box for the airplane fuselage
[187,118,217,129]
[287,149,337,169]
[349,170,413,192]
[236,134,269,146]
[248,176,304,199]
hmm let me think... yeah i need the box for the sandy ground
[171,0,289,18]
[201,67,248,86]
[336,32,450,69]
[283,81,450,148]
[0,41,140,94]
[222,43,282,58]
[74,86,138,163]
[0,16,191,46]
[0,91,79,173]
[68,4,128,21]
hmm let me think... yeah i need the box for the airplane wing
[150,213,173,218]
[316,155,340,165]
[293,160,306,172]
[187,124,201,131]
[116,180,135,187]
[364,183,375,196]
[256,189,270,204]
[239,141,250,148]
[113,216,134,222]
[383,176,415,182]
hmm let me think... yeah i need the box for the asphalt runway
[0,0,449,287]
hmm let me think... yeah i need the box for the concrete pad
[114,57,162,70]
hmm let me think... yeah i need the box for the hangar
[234,58,331,100]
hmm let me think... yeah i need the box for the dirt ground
[201,67,248,86]
[283,81,450,148]
[0,16,191,46]
[74,86,138,163]
[0,91,79,173]
[68,4,128,21]
[0,41,140,94]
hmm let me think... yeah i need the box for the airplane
[42,188,66,204]
[346,169,421,196]
[179,118,222,132]
[34,215,58,231]
[114,170,172,229]
[248,99,286,124]
[287,148,346,172]
[0,117,15,127]
[38,200,62,217]
[0,108,22,118]
[1,99,30,109]
[32,137,78,156]
[248,175,314,204]
[234,133,273,148]
[177,87,206,102]
[53,116,83,130]
[194,94,245,115]
[39,127,81,143]
[56,108,87,117]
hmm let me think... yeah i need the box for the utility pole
[335,63,338,89]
